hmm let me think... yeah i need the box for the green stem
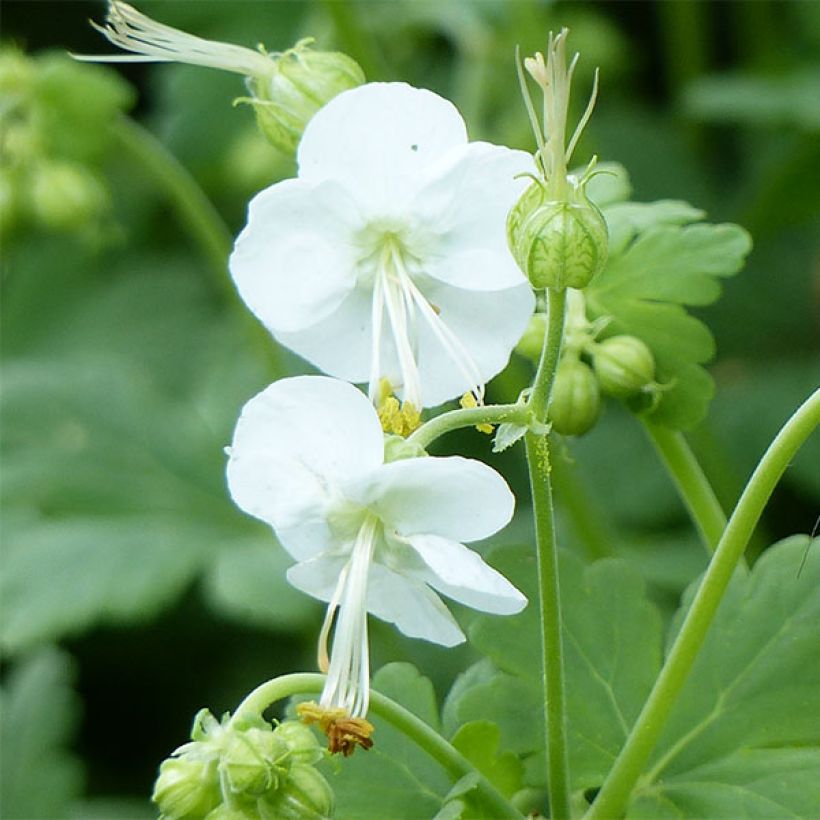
[231,673,523,819]
[642,421,727,554]
[526,287,570,819]
[112,115,234,297]
[586,388,820,819]
[408,402,527,450]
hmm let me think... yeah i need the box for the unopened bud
[259,763,335,820]
[247,41,364,154]
[515,313,547,362]
[549,358,601,436]
[152,757,221,819]
[507,179,607,291]
[593,335,655,398]
[222,729,287,797]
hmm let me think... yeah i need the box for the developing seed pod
[507,179,608,291]
[248,42,365,154]
[152,757,222,819]
[548,357,601,436]
[593,335,655,398]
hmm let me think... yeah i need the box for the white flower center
[359,229,484,408]
[317,515,379,718]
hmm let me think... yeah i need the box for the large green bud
[153,757,222,819]
[549,357,601,436]
[248,40,365,154]
[507,179,608,291]
[259,764,335,820]
[592,335,656,399]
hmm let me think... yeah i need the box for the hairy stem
[232,673,524,819]
[407,402,527,450]
[586,388,820,819]
[526,287,570,819]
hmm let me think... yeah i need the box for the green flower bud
[272,721,324,767]
[222,729,287,797]
[247,40,365,154]
[549,358,601,436]
[593,335,655,398]
[258,764,334,820]
[28,161,107,231]
[152,757,221,819]
[507,180,607,291]
[515,312,547,362]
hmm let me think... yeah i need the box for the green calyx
[507,177,608,291]
[241,39,365,155]
[592,334,656,398]
[548,356,601,436]
[152,710,333,820]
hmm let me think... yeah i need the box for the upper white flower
[226,376,526,720]
[230,82,536,410]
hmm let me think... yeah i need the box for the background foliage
[1,1,818,817]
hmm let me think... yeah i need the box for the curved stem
[112,115,234,297]
[407,402,526,450]
[586,388,820,819]
[231,673,523,819]
[642,420,727,554]
[526,287,570,819]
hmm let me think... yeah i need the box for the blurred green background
[1,1,818,816]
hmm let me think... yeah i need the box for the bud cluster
[152,709,334,820]
[517,291,661,436]
[0,48,130,238]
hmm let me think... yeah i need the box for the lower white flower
[226,376,527,752]
[230,82,536,414]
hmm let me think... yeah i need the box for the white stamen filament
[368,239,485,408]
[75,1,273,78]
[318,517,378,718]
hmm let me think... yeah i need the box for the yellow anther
[460,392,493,435]
[377,389,421,437]
[297,701,374,757]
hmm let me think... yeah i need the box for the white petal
[230,178,360,333]
[276,285,374,385]
[287,554,348,602]
[226,376,383,559]
[297,82,468,214]
[355,456,514,543]
[406,534,527,615]
[366,562,465,646]
[413,142,534,290]
[413,280,535,406]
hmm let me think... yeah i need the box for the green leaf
[627,536,820,815]
[450,721,523,798]
[202,538,319,631]
[468,546,663,791]
[0,647,83,818]
[319,663,451,819]
[586,205,752,429]
[0,516,218,651]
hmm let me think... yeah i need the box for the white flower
[226,376,526,727]
[230,82,536,410]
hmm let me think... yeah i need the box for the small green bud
[273,721,324,766]
[507,180,608,290]
[549,358,601,436]
[222,729,287,797]
[152,757,221,819]
[593,335,655,398]
[258,764,335,820]
[28,160,107,231]
[247,40,364,154]
[515,312,548,362]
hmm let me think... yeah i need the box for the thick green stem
[408,402,527,450]
[526,287,570,819]
[642,421,727,554]
[586,388,820,819]
[231,673,523,819]
[112,115,234,297]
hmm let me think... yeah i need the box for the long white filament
[368,240,485,408]
[75,0,273,77]
[318,518,378,719]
